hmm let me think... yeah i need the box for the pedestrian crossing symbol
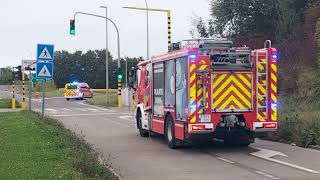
[38,65,51,77]
[38,47,52,60]
[37,44,54,61]
[36,62,53,80]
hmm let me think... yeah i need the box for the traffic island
[0,111,119,179]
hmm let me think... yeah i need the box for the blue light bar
[272,54,278,60]
[189,54,197,59]
[271,103,277,108]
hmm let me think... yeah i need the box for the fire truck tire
[66,98,70,101]
[137,110,149,137]
[165,116,177,149]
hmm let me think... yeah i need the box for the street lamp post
[145,0,150,60]
[100,6,109,99]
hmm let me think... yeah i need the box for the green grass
[0,111,118,179]
[0,98,20,108]
[45,90,64,97]
[86,93,118,107]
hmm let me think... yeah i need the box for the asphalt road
[1,90,320,180]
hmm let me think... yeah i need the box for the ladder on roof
[256,50,268,121]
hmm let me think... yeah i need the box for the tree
[53,50,142,89]
[191,0,278,37]
[0,67,13,85]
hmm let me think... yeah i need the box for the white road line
[216,157,235,164]
[255,171,280,180]
[52,113,122,117]
[76,108,88,112]
[46,108,57,113]
[251,148,320,174]
[76,102,110,111]
[61,108,72,112]
[86,108,99,112]
[95,116,131,128]
[119,115,134,122]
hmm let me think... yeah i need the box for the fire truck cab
[129,39,278,149]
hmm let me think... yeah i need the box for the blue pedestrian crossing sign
[36,62,53,80]
[37,44,54,61]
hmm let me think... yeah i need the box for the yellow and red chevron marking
[270,63,277,121]
[65,89,77,96]
[189,57,210,123]
[212,73,252,111]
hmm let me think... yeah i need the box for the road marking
[255,171,280,180]
[76,108,88,112]
[46,108,57,113]
[216,156,235,164]
[52,113,123,117]
[119,115,134,122]
[61,108,72,111]
[77,102,110,111]
[86,108,99,112]
[251,148,320,174]
[95,116,131,128]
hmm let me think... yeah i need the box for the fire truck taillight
[263,123,277,129]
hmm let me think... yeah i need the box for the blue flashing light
[189,54,197,59]
[272,54,278,61]
[190,104,197,110]
[72,81,78,84]
[271,103,278,108]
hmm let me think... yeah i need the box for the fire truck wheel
[66,98,70,101]
[137,110,149,137]
[165,116,177,149]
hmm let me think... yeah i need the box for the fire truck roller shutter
[212,73,253,112]
[175,57,188,121]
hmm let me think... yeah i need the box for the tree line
[54,50,142,88]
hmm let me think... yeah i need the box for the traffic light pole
[73,11,122,107]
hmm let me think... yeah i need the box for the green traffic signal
[70,20,75,35]
[117,74,123,80]
[70,29,75,35]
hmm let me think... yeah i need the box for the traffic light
[12,66,22,80]
[116,68,123,80]
[70,20,75,35]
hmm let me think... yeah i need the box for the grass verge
[86,93,118,107]
[0,98,20,108]
[0,111,118,179]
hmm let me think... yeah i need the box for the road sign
[36,62,53,79]
[22,60,37,71]
[37,44,54,61]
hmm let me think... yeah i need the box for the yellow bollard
[12,81,16,110]
[118,79,122,108]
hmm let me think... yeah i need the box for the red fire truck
[129,39,278,149]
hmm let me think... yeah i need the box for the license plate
[199,114,211,123]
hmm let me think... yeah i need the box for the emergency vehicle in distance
[64,82,93,100]
[128,39,278,149]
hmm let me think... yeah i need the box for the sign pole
[28,70,32,111]
[41,79,45,116]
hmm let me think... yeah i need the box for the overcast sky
[0,0,210,68]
